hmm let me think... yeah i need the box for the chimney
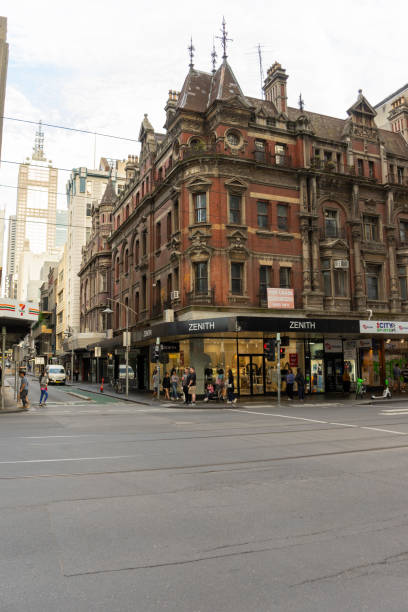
[164,90,180,127]
[263,62,288,114]
[125,154,139,183]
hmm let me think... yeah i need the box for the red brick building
[80,51,408,396]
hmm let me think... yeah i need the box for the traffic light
[263,338,276,361]
[151,343,161,363]
[280,347,286,358]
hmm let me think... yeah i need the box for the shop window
[366,264,381,300]
[156,222,161,249]
[325,209,338,238]
[259,265,271,300]
[363,215,379,242]
[275,143,286,165]
[194,192,207,223]
[229,194,241,224]
[399,266,407,300]
[400,220,408,244]
[231,262,243,294]
[277,204,288,231]
[194,262,208,293]
[257,201,268,229]
[279,267,291,288]
[167,212,172,241]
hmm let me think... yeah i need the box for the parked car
[46,365,66,384]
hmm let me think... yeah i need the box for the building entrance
[238,354,265,395]
[324,354,343,392]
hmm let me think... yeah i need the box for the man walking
[188,366,197,406]
[393,362,401,393]
[295,368,305,401]
[18,369,30,411]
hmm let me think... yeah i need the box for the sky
[0,0,406,257]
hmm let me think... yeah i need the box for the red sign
[267,288,294,309]
[289,353,298,367]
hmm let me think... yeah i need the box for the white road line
[360,426,408,435]
[231,409,329,424]
[380,408,408,413]
[230,409,408,436]
[0,454,137,465]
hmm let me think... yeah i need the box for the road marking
[0,454,138,465]
[360,426,407,435]
[230,409,408,436]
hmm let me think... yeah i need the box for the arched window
[115,303,120,329]
[125,204,129,219]
[124,249,129,274]
[134,239,139,265]
[134,292,139,320]
[115,256,120,280]
[123,296,129,328]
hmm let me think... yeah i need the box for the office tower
[0,17,8,164]
[55,209,68,247]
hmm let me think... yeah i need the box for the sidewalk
[64,380,408,408]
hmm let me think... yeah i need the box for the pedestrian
[342,367,351,395]
[216,368,225,401]
[226,368,237,404]
[188,366,197,406]
[162,371,171,400]
[295,368,305,401]
[401,362,408,392]
[152,368,160,399]
[182,367,190,404]
[286,368,295,400]
[39,368,49,406]
[74,368,79,382]
[393,362,401,393]
[170,368,179,400]
[18,369,30,410]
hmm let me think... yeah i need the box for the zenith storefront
[127,315,408,396]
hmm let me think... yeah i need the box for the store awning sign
[267,288,294,310]
[324,339,343,353]
[396,322,408,333]
[360,320,398,334]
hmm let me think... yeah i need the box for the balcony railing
[252,151,292,167]
[186,287,215,305]
[182,144,219,159]
[319,226,347,240]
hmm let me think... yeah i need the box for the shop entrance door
[324,354,343,392]
[238,355,265,395]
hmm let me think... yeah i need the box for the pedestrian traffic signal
[150,343,161,363]
[263,338,276,361]
[280,347,286,358]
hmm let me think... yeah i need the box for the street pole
[277,332,281,406]
[71,347,74,384]
[1,327,5,410]
[125,306,129,398]
[156,336,160,398]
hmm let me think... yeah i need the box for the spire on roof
[216,16,232,61]
[32,120,46,161]
[188,37,195,70]
[211,41,217,75]
[100,179,116,206]
[299,93,304,111]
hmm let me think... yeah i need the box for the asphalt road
[2,388,408,611]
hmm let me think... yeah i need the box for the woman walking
[152,368,160,399]
[170,368,179,400]
[216,368,225,401]
[182,367,190,404]
[226,369,237,404]
[39,369,49,407]
[286,368,295,400]
[162,372,171,400]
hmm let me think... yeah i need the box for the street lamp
[103,297,138,398]
[64,327,74,384]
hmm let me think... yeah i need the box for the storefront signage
[267,288,294,310]
[238,317,359,334]
[35,357,45,365]
[160,342,180,353]
[324,339,343,353]
[359,320,400,334]
[289,353,298,367]
[143,329,152,338]
[343,340,356,359]
[358,339,372,349]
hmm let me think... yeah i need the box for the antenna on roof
[216,16,232,61]
[257,43,265,99]
[188,37,195,70]
[299,93,304,111]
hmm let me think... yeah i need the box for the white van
[119,365,135,380]
[46,365,66,384]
